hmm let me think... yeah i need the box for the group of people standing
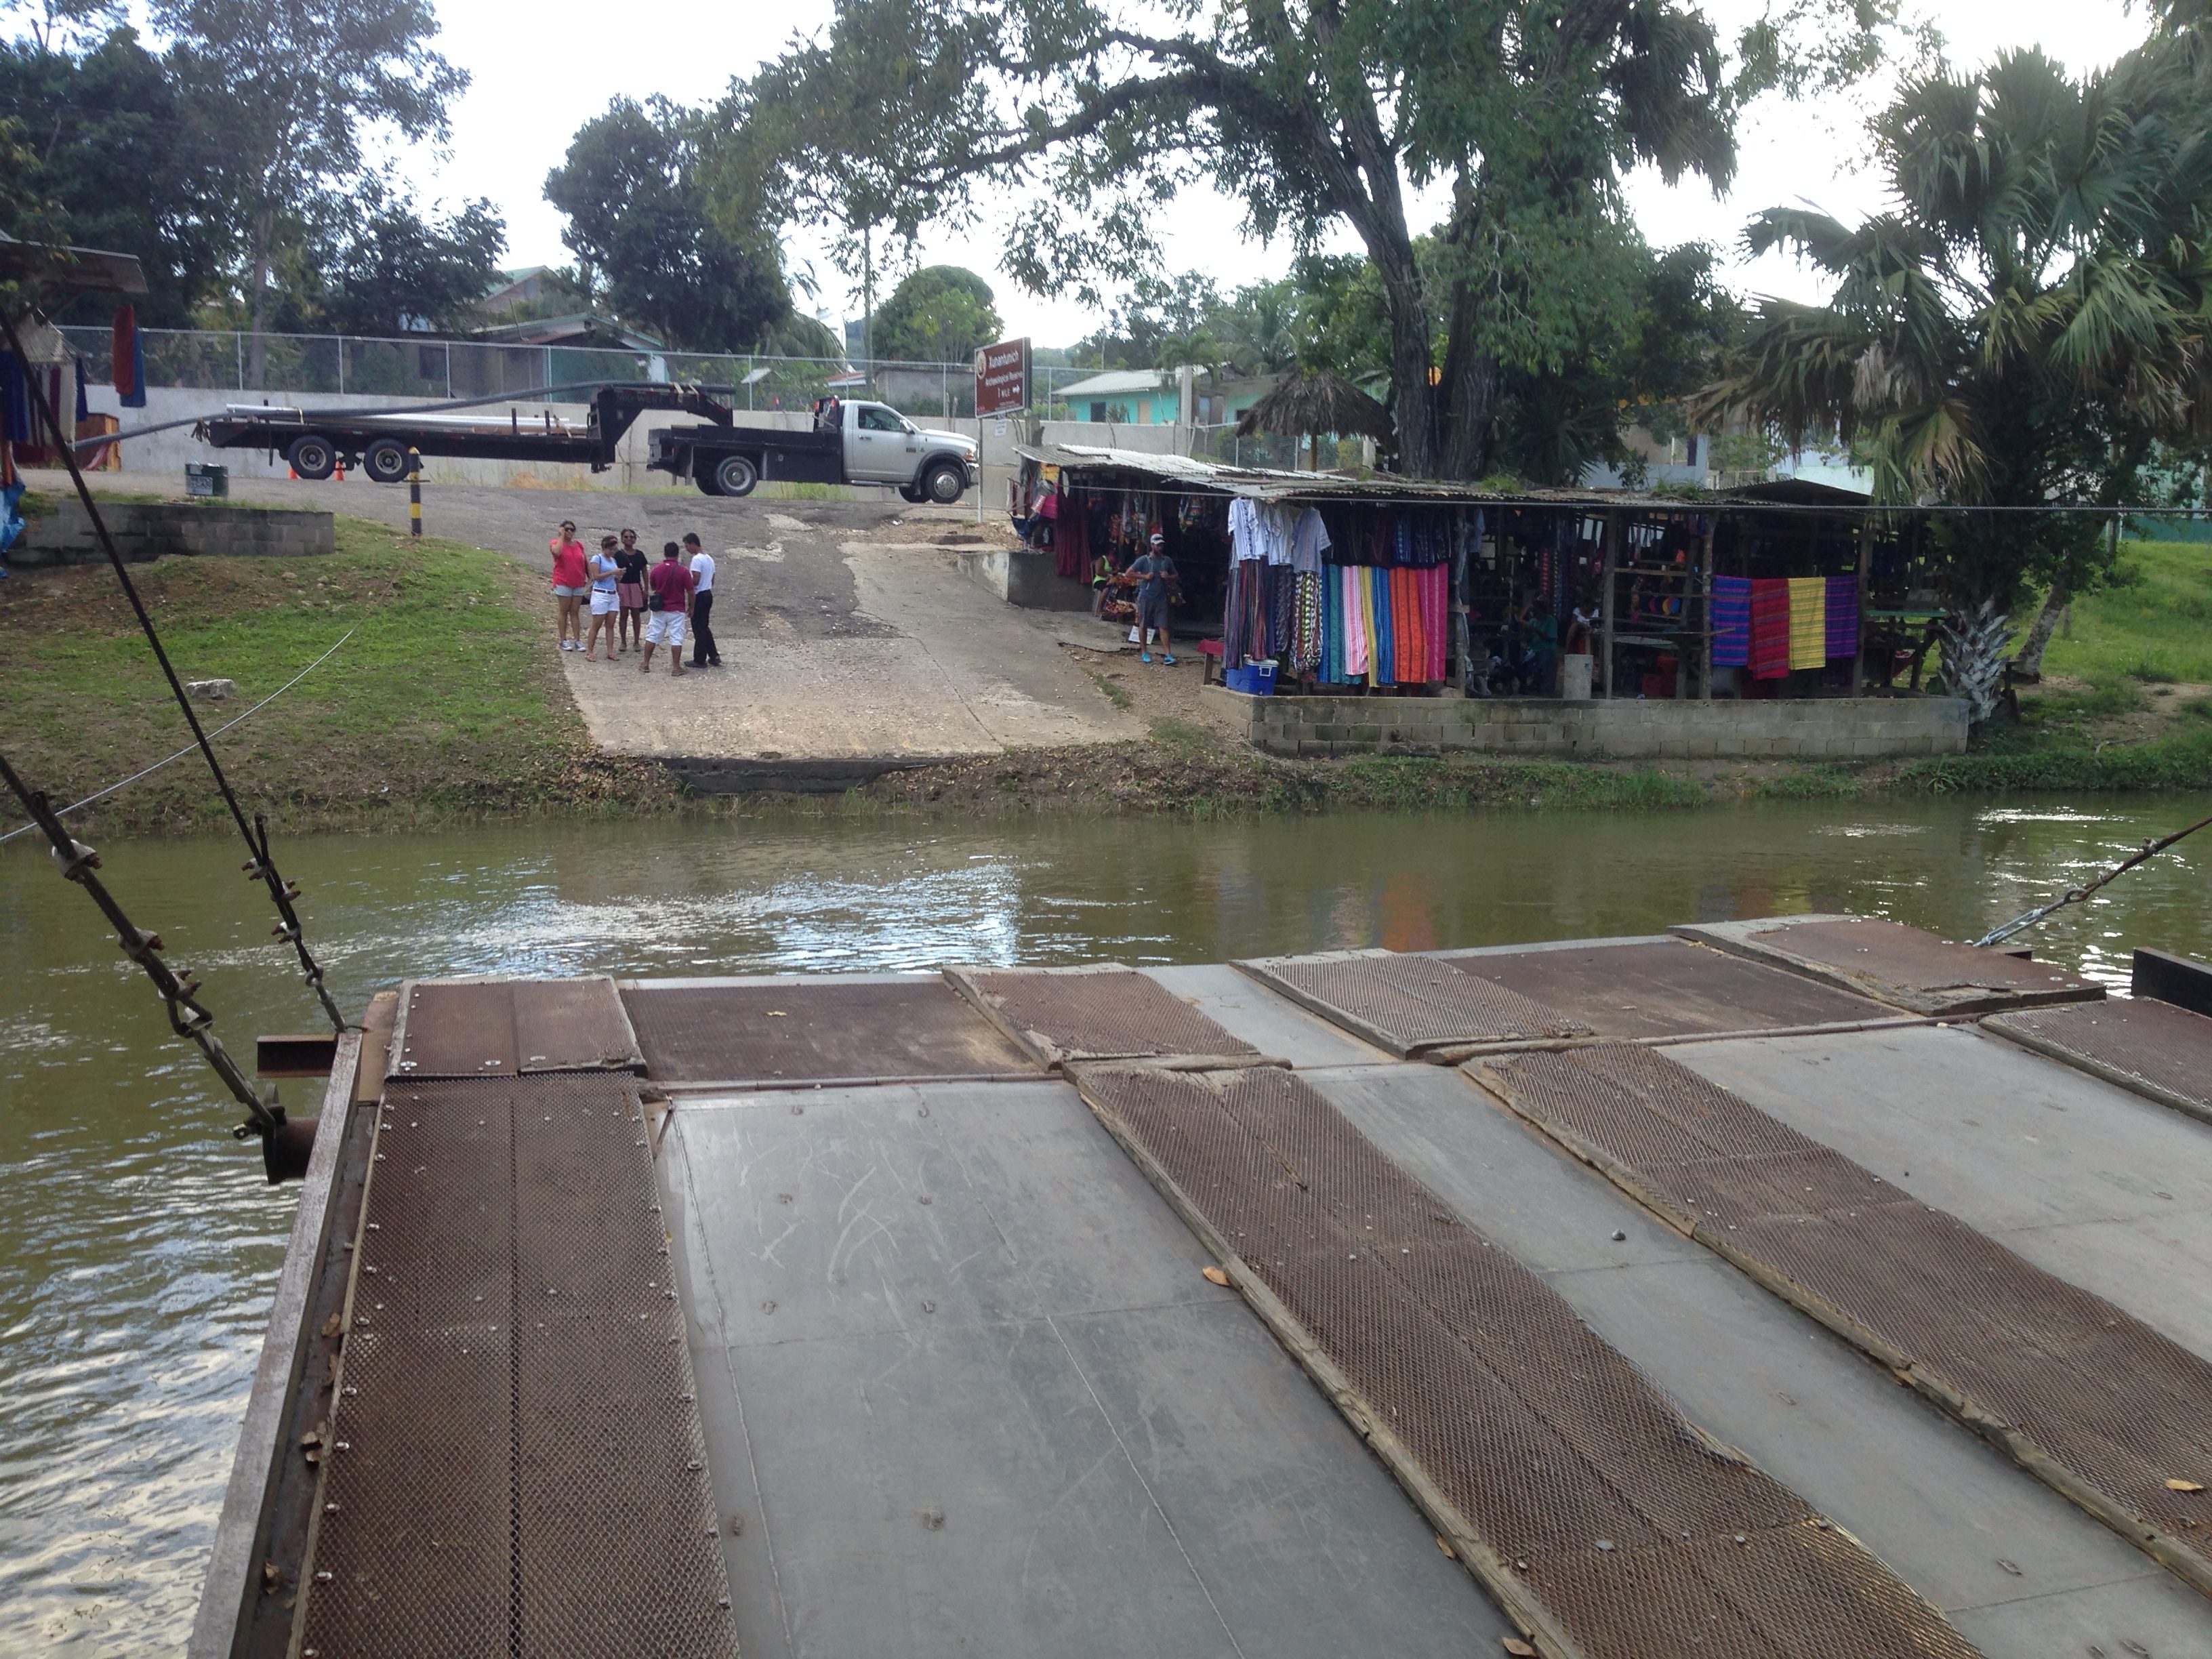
[546,520,720,676]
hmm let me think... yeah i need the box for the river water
[4,796,2209,1653]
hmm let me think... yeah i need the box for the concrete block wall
[12,502,334,568]
[1204,687,1968,760]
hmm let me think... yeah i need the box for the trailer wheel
[362,438,411,484]
[287,434,337,481]
[712,454,759,497]
[922,460,965,504]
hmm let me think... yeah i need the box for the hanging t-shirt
[1289,508,1332,575]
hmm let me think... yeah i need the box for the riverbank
[0,511,684,838]
[4,497,2209,840]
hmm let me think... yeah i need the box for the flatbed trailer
[194,382,979,502]
[192,382,733,484]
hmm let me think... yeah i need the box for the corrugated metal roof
[1053,369,1169,398]
[1015,444,1722,510]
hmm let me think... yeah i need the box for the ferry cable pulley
[0,307,346,1036]
[0,750,305,1179]
[1975,810,2212,949]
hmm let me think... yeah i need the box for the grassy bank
[5,516,2207,841]
[0,514,682,838]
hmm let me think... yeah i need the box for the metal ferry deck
[190,917,2212,1658]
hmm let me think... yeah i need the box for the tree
[546,96,794,352]
[758,0,1891,480]
[314,183,506,336]
[0,28,232,325]
[1,0,122,52]
[869,264,1002,363]
[155,0,466,377]
[1699,24,2212,668]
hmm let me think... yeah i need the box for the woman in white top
[582,536,623,661]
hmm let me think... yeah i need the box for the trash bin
[185,463,228,499]
[1560,652,1593,699]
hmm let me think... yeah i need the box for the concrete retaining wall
[1206,687,1968,760]
[954,546,1095,611]
[12,501,334,568]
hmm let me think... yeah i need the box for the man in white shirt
[683,533,720,668]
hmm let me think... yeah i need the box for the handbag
[647,588,665,611]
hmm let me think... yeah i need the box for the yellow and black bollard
[408,448,422,537]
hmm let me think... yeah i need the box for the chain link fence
[58,325,1117,417]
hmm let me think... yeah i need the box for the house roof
[468,311,665,351]
[1054,368,1167,398]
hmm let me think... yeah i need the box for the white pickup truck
[647,396,980,501]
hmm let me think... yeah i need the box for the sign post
[975,338,1029,523]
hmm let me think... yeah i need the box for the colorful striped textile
[1427,565,1450,682]
[1750,579,1792,679]
[1787,576,1826,670]
[1343,566,1368,677]
[1825,575,1860,662]
[1711,575,1750,668]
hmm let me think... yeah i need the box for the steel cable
[3,307,348,1033]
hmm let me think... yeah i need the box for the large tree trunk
[2011,583,2068,681]
[246,204,274,389]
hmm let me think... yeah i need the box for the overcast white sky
[401,0,2134,345]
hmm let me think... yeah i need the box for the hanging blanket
[1787,576,1827,669]
[1750,578,1792,679]
[1826,575,1860,662]
[1710,575,1750,668]
[1342,566,1368,678]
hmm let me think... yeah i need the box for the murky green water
[4,797,2210,1652]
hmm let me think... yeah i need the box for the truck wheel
[287,434,337,481]
[713,454,759,497]
[897,483,926,503]
[362,438,411,484]
[922,461,964,504]
[695,468,723,496]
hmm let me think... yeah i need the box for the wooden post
[1599,510,1621,698]
[1851,514,1874,694]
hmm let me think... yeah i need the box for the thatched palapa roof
[1234,367,1393,441]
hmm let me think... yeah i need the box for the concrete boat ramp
[194,918,2212,1658]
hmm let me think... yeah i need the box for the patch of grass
[1084,668,1133,710]
[2041,539,2212,686]
[1889,722,2212,794]
[1752,764,1860,800]
[1149,715,1212,750]
[0,514,682,838]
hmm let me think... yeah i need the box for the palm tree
[1699,28,2212,674]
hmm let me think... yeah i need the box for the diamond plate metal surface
[1076,1062,1981,1658]
[1707,918,2101,1016]
[1235,951,1592,1056]
[623,979,1031,1084]
[1476,1043,2212,1598]
[1986,996,2212,1124]
[297,1071,738,1659]
[390,979,640,1080]
[1441,940,1889,1039]
[954,966,1257,1065]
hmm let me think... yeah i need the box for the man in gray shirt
[1130,531,1176,664]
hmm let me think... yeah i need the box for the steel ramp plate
[296,1071,737,1659]
[1674,916,2102,1016]
[1441,939,1891,1040]
[389,977,643,1080]
[1234,949,1591,1057]
[945,964,1258,1067]
[1986,996,2212,1128]
[1071,1061,1981,1659]
[1473,1042,2212,1602]
[622,979,1033,1086]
